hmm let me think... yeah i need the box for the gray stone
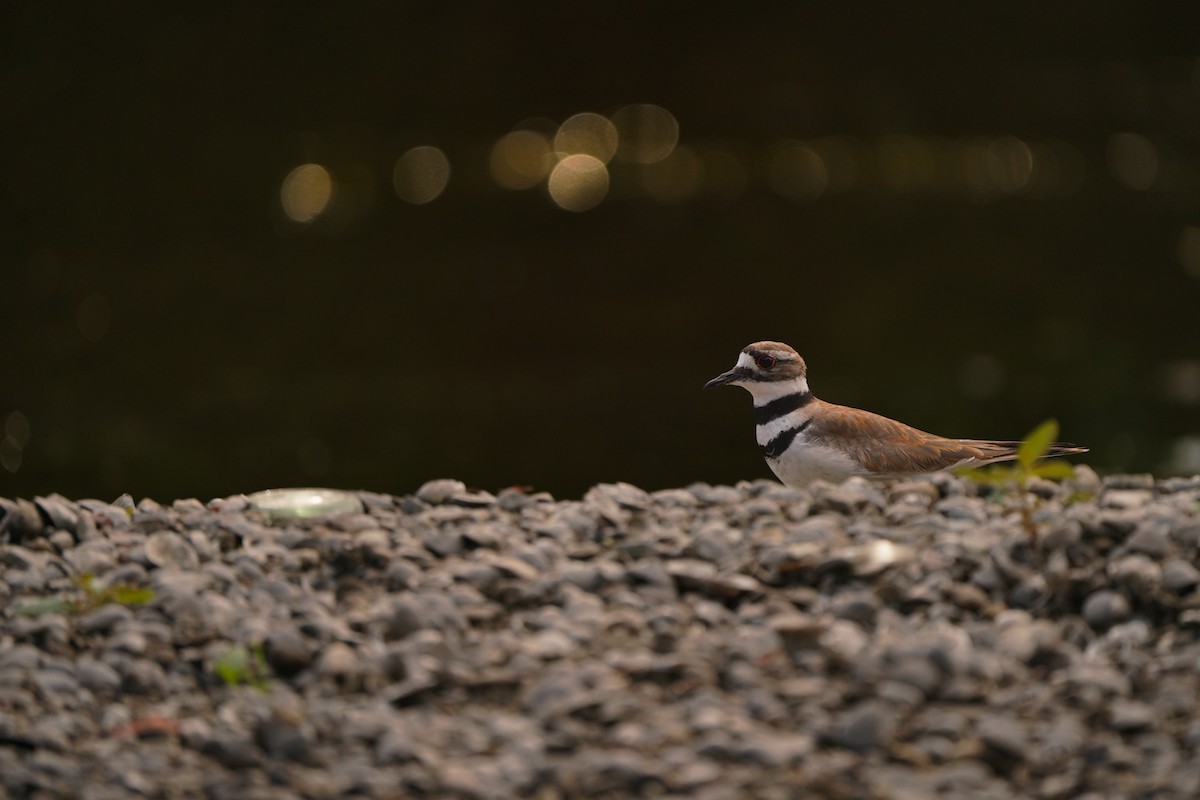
[316,642,362,684]
[1162,558,1200,593]
[584,482,651,511]
[256,718,315,764]
[416,479,468,505]
[451,490,498,508]
[885,656,942,698]
[1102,489,1152,510]
[811,477,883,515]
[996,618,1061,664]
[1171,519,1200,548]
[1109,700,1155,731]
[977,714,1030,764]
[1125,520,1174,558]
[7,476,1200,799]
[687,483,742,505]
[64,540,117,575]
[144,531,200,569]
[34,495,80,535]
[117,658,167,696]
[1082,590,1131,630]
[78,604,133,634]
[385,558,421,591]
[423,527,464,557]
[0,497,45,540]
[830,591,879,626]
[489,555,539,581]
[935,496,987,522]
[264,628,315,676]
[828,702,897,751]
[1108,554,1162,599]
[76,658,121,694]
[201,731,263,769]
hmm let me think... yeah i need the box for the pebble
[416,479,468,505]
[1162,558,1200,593]
[0,473,1195,798]
[144,532,200,569]
[828,702,897,751]
[1,497,45,541]
[1109,700,1155,731]
[976,714,1030,764]
[1082,590,1131,630]
[34,495,80,536]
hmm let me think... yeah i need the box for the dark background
[4,2,1200,501]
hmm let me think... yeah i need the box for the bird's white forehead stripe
[736,352,756,369]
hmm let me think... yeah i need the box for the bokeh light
[986,136,1034,194]
[547,154,609,211]
[612,104,679,164]
[555,113,619,163]
[768,140,827,201]
[5,411,31,448]
[280,163,333,223]
[641,146,702,203]
[394,146,451,204]
[1106,132,1158,191]
[1022,142,1060,196]
[489,130,555,190]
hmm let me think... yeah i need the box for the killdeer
[705,341,1087,486]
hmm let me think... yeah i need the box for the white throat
[744,376,810,405]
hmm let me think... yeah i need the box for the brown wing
[807,401,1022,474]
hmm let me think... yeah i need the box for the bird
[705,341,1087,487]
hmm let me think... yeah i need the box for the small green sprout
[214,643,271,691]
[11,573,155,616]
[964,419,1077,541]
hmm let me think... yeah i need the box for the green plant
[963,418,1076,540]
[214,643,271,691]
[11,573,154,616]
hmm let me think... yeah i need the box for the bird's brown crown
[742,341,808,380]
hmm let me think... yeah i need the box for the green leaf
[961,465,1018,486]
[214,645,249,686]
[12,597,76,616]
[1017,419,1059,471]
[214,644,271,690]
[1032,461,1075,480]
[107,586,156,607]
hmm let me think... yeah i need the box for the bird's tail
[960,439,1089,467]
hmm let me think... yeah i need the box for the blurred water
[3,4,1199,499]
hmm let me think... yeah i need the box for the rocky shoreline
[3,469,1200,799]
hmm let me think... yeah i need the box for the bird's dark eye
[755,355,777,370]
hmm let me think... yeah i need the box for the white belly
[765,439,866,486]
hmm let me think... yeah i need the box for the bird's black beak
[704,368,745,389]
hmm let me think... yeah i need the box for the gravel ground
[2,469,1200,799]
